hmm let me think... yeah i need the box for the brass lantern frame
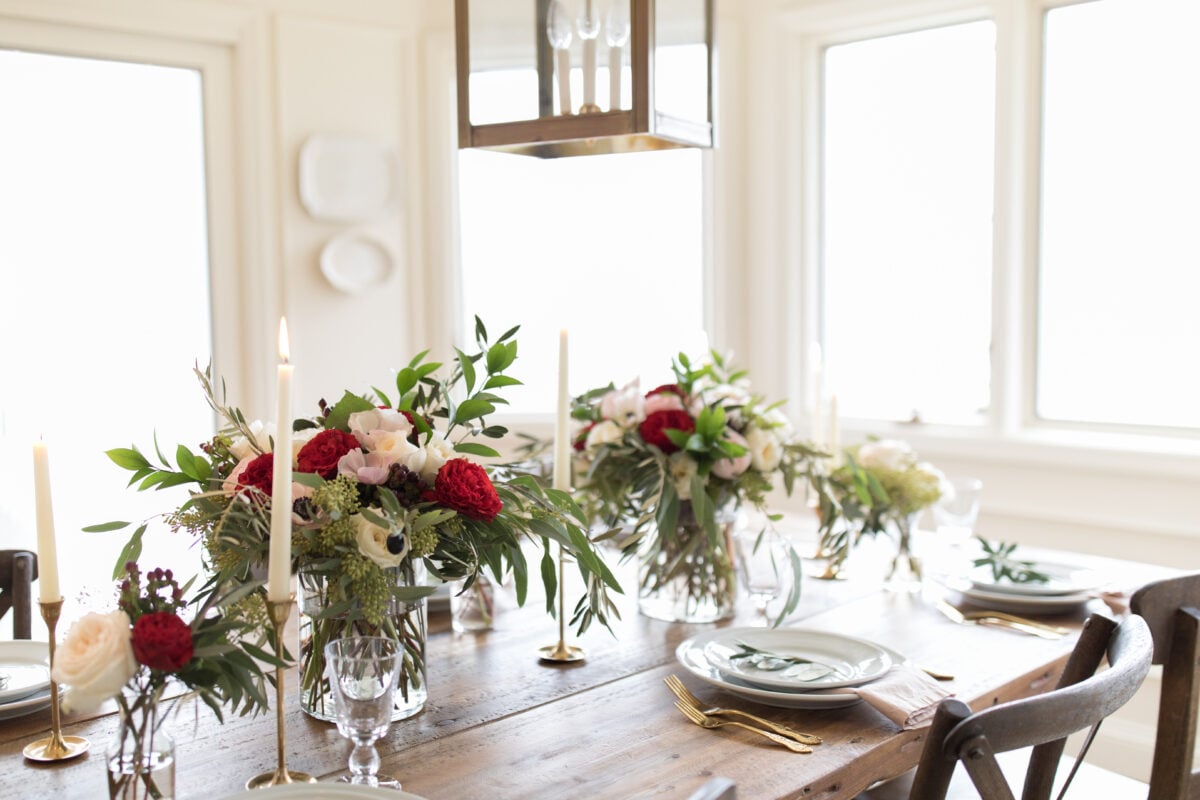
[455,0,716,158]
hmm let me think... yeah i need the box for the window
[0,48,214,620]
[457,85,706,415]
[1038,0,1200,430]
[821,21,996,426]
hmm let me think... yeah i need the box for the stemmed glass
[932,476,984,573]
[733,525,791,625]
[324,636,403,788]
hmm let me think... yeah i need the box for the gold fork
[957,608,1070,636]
[664,675,822,745]
[936,599,1064,640]
[673,701,813,753]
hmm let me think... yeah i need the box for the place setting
[0,639,55,721]
[673,625,952,740]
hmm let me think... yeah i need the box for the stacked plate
[948,561,1105,614]
[0,641,55,720]
[219,785,427,799]
[675,627,902,710]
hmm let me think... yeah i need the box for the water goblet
[733,526,790,624]
[932,476,984,572]
[324,636,403,788]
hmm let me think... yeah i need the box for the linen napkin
[849,663,952,729]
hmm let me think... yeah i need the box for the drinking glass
[324,636,403,788]
[733,526,791,624]
[932,476,984,572]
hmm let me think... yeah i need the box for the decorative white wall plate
[319,231,395,294]
[299,133,394,222]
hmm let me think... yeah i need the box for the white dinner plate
[0,640,51,704]
[218,783,427,799]
[954,584,1092,615]
[968,561,1105,597]
[701,628,892,692]
[677,629,906,710]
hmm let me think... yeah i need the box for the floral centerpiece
[818,438,946,589]
[94,320,619,721]
[572,351,840,624]
[53,563,272,799]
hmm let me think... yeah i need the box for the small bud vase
[883,511,924,594]
[106,684,174,800]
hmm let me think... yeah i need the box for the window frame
[767,0,1200,481]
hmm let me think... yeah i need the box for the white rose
[419,433,457,484]
[585,419,624,450]
[857,439,916,472]
[52,610,137,713]
[669,452,699,500]
[600,380,644,426]
[353,513,408,568]
[745,426,783,473]
[228,420,274,460]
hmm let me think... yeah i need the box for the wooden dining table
[0,532,1172,800]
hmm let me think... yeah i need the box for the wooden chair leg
[1148,608,1200,800]
[909,698,974,799]
[13,552,35,639]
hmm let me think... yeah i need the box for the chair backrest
[907,613,1154,800]
[0,549,39,639]
[686,777,736,800]
[1131,572,1200,800]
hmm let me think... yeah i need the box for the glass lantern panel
[655,0,709,123]
[468,0,540,125]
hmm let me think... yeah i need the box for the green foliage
[973,538,1050,584]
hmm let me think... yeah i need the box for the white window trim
[753,0,1200,482]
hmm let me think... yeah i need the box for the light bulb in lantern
[547,0,574,115]
[605,2,630,111]
[576,0,601,112]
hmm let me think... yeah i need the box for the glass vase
[297,560,427,723]
[450,573,510,633]
[883,511,924,594]
[106,684,174,800]
[637,501,736,624]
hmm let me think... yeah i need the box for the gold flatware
[920,666,955,681]
[935,599,1064,640]
[673,701,813,753]
[664,674,822,745]
[956,608,1070,636]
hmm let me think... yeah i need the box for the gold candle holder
[23,598,90,762]
[245,595,315,789]
[538,546,585,663]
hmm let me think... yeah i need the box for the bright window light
[0,49,212,620]
[822,21,996,425]
[1038,0,1200,430]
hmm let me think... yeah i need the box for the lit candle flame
[278,317,290,364]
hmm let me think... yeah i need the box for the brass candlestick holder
[23,598,90,762]
[246,595,315,789]
[538,546,585,663]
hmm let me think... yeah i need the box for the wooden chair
[687,777,736,800]
[859,613,1153,799]
[0,549,38,639]
[1129,572,1200,800]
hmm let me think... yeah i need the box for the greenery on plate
[973,538,1051,584]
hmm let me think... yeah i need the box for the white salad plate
[219,783,427,799]
[701,628,892,692]
[0,640,51,704]
[954,585,1092,615]
[968,561,1105,597]
[677,628,903,710]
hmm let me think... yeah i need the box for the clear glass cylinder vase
[297,560,427,722]
[637,501,736,624]
[884,511,924,594]
[106,686,174,800]
[450,573,511,633]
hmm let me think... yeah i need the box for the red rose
[132,611,194,673]
[237,452,274,496]
[427,459,503,522]
[645,383,686,399]
[296,429,361,478]
[638,409,695,454]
